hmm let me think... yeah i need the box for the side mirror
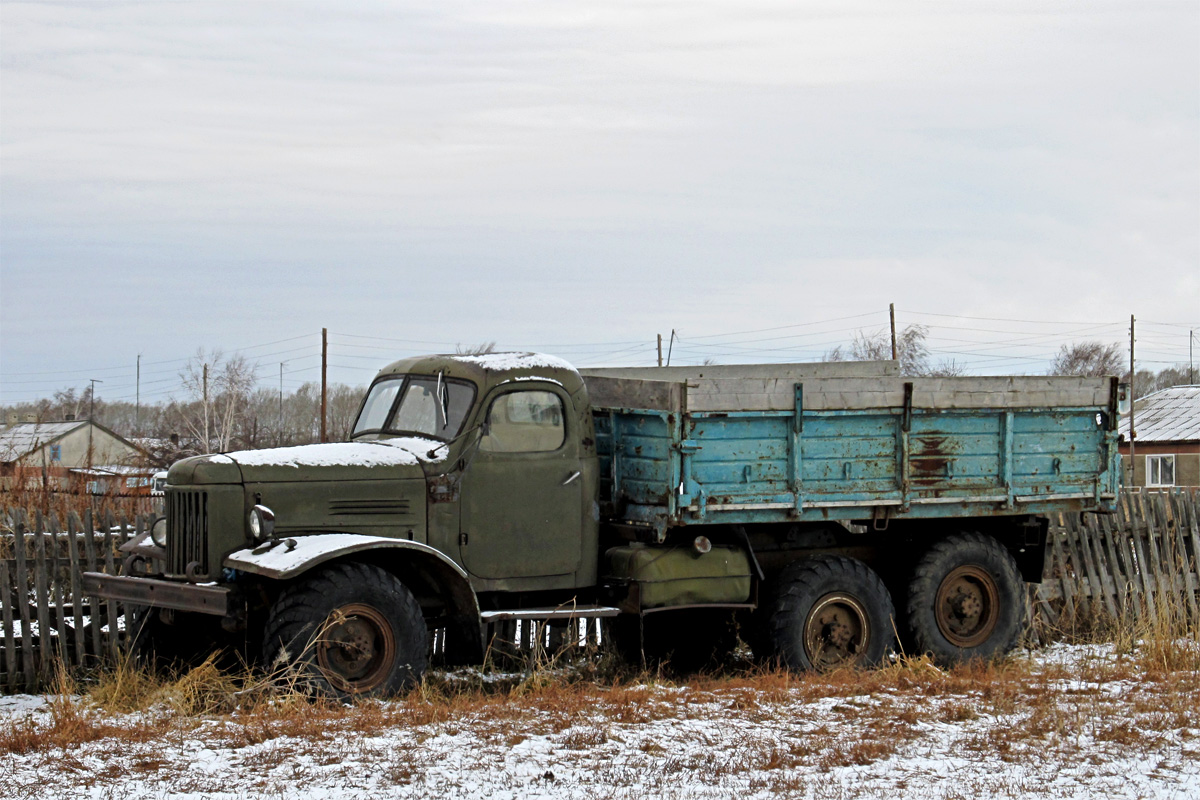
[1117,383,1131,415]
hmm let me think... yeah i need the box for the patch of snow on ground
[1,645,1196,800]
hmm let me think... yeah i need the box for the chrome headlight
[249,504,275,541]
[150,518,168,548]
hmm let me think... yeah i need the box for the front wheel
[905,532,1025,665]
[767,555,895,671]
[262,562,427,699]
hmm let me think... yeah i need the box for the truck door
[459,386,583,580]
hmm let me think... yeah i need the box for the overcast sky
[2,1,1197,406]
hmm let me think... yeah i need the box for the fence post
[1,560,16,692]
[50,515,70,678]
[103,511,121,662]
[33,513,53,686]
[82,509,103,664]
[67,514,86,670]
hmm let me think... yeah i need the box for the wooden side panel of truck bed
[586,371,1121,529]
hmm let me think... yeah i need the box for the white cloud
[0,1,1196,400]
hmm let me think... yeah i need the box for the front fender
[226,533,484,664]
[225,533,463,581]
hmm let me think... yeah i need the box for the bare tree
[175,349,259,453]
[825,324,964,377]
[455,341,496,355]
[1049,342,1124,377]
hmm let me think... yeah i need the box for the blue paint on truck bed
[591,375,1121,533]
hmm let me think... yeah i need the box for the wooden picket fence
[0,491,1197,693]
[1033,488,1200,633]
[0,510,148,692]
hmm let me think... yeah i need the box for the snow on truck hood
[224,437,446,469]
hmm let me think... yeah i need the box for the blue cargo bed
[583,365,1121,539]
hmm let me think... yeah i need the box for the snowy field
[1,643,1197,800]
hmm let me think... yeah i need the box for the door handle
[562,471,581,486]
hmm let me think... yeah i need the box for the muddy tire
[905,532,1025,665]
[768,555,895,671]
[261,562,427,699]
[610,609,738,673]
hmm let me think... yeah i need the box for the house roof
[1119,386,1200,443]
[0,421,87,459]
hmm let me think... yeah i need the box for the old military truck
[84,352,1123,696]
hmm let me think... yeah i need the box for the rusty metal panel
[81,572,230,616]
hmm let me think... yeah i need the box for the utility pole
[203,363,210,453]
[666,330,676,367]
[321,328,328,443]
[657,334,663,368]
[136,354,141,432]
[1128,315,1136,486]
[889,303,898,361]
[1190,330,1195,385]
[88,378,102,472]
[279,362,285,447]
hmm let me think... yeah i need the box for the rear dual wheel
[767,555,895,671]
[905,532,1025,665]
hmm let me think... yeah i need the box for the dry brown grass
[3,599,1196,797]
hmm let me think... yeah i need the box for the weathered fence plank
[1034,489,1200,630]
[82,509,104,661]
[1,561,16,692]
[67,517,85,670]
[1125,495,1158,617]
[103,512,121,663]
[33,517,53,685]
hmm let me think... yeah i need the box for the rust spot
[911,457,950,476]
[634,446,643,455]
[914,436,954,456]
[582,437,594,448]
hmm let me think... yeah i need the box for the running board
[480,605,621,623]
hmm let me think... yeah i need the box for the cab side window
[481,390,565,453]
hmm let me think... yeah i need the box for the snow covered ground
[1,644,1197,800]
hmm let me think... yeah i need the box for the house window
[1146,455,1175,487]
[49,444,61,462]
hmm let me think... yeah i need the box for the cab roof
[374,352,585,395]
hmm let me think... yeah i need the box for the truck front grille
[167,490,209,577]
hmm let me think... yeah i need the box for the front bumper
[82,572,231,617]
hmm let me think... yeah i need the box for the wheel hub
[316,604,395,693]
[803,593,870,670]
[934,565,1000,648]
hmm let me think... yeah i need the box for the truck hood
[171,438,445,485]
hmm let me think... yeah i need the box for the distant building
[1118,386,1200,488]
[0,418,149,492]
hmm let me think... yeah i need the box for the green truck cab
[84,352,1122,697]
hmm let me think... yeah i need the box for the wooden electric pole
[1128,315,1136,486]
[321,328,328,443]
[657,334,663,367]
[889,303,898,361]
[203,363,210,452]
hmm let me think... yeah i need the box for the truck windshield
[352,375,475,440]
